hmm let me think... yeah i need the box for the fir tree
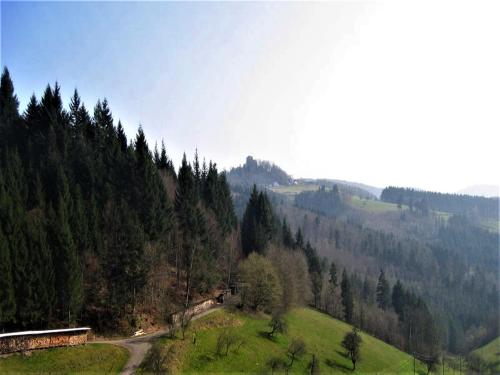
[0,228,16,328]
[329,261,338,288]
[116,121,128,152]
[50,195,83,324]
[282,217,294,249]
[392,279,405,320]
[341,269,354,323]
[295,228,304,249]
[376,269,391,310]
[0,67,20,145]
[241,185,275,255]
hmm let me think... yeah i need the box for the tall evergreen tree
[376,269,391,310]
[282,217,294,248]
[341,269,354,324]
[0,228,16,328]
[49,195,83,324]
[0,67,20,145]
[329,261,338,288]
[241,185,275,255]
[116,121,128,152]
[104,199,146,313]
[392,279,405,319]
[295,227,304,249]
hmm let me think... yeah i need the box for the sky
[2,1,499,193]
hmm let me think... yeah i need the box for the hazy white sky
[4,1,500,192]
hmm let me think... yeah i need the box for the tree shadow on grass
[335,350,349,359]
[196,353,214,364]
[325,358,353,372]
[257,330,275,341]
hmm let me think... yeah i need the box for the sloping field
[472,337,500,372]
[156,307,427,374]
[0,343,129,374]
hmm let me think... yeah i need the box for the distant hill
[298,178,382,199]
[227,155,294,187]
[227,156,381,199]
[381,186,499,219]
[458,185,499,198]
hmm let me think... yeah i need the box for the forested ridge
[0,68,237,332]
[227,155,293,188]
[229,159,499,356]
[272,189,499,355]
[381,186,499,218]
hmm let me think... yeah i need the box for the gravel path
[93,307,221,375]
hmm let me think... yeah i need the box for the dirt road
[93,307,221,375]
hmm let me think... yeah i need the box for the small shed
[0,327,91,354]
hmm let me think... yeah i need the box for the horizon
[2,1,499,193]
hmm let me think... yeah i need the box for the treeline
[237,185,439,363]
[381,186,499,218]
[0,68,237,332]
[239,185,324,309]
[276,202,499,354]
[326,266,439,365]
[294,185,345,217]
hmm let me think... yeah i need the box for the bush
[268,311,288,338]
[287,338,307,368]
[341,327,362,370]
[239,253,282,311]
[267,356,287,374]
[215,328,243,356]
[141,342,173,374]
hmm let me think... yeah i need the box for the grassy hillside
[480,218,500,233]
[349,195,403,213]
[154,307,428,374]
[0,343,128,374]
[269,183,321,196]
[472,337,500,372]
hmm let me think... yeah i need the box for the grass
[472,337,500,372]
[0,343,129,374]
[155,307,429,374]
[349,195,403,213]
[269,184,320,196]
[480,218,500,233]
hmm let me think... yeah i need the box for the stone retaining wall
[170,297,217,324]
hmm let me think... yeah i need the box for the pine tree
[104,199,146,312]
[329,261,338,288]
[25,207,55,326]
[175,154,203,306]
[376,269,391,310]
[116,121,128,152]
[362,276,373,304]
[282,217,294,248]
[0,67,20,145]
[193,149,201,198]
[295,228,304,249]
[1,150,33,328]
[0,227,16,328]
[241,185,275,255]
[392,279,405,320]
[50,195,83,324]
[341,269,354,323]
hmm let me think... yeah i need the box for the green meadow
[0,343,128,374]
[472,337,500,373]
[155,307,428,374]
